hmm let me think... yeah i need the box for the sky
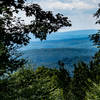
[25,0,100,32]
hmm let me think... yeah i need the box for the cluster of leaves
[0,48,100,100]
[0,0,72,99]
[70,5,100,100]
[89,4,100,47]
[0,0,71,76]
[84,4,100,100]
[85,80,100,100]
[83,50,100,99]
[0,66,70,100]
[1,1,100,100]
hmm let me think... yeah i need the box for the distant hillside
[22,48,98,75]
[21,29,98,74]
[46,29,97,40]
[21,29,97,50]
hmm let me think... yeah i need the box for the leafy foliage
[0,67,66,100]
[85,80,100,100]
[0,49,100,100]
[71,62,90,100]
[0,1,100,100]
[0,0,72,99]
[90,4,100,47]
[0,0,71,76]
[89,50,100,83]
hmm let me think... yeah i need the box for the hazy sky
[26,0,100,32]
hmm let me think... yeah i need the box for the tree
[89,4,100,84]
[85,80,100,100]
[0,67,65,100]
[58,60,71,99]
[89,50,100,83]
[0,0,71,76]
[72,62,90,100]
[0,0,72,99]
[90,4,100,47]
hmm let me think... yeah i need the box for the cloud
[25,0,100,31]
[33,0,96,11]
[91,0,99,3]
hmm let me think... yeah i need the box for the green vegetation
[0,51,100,100]
[0,48,100,100]
[0,67,66,100]
[85,81,100,100]
[0,0,100,100]
[0,0,71,76]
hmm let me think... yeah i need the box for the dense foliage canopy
[0,0,100,100]
[0,0,71,76]
[90,4,100,47]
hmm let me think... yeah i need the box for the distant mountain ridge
[45,29,98,40]
[21,29,98,74]
[21,29,97,50]
[22,48,97,75]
